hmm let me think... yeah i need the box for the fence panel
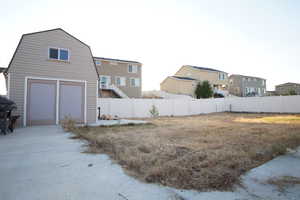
[97,96,300,118]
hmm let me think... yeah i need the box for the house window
[116,77,126,86]
[99,76,111,88]
[128,64,138,73]
[130,78,140,87]
[95,60,101,65]
[219,73,226,80]
[49,48,69,61]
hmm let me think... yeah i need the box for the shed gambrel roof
[4,28,99,77]
[0,67,6,73]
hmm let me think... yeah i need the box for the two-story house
[275,82,300,95]
[228,74,266,97]
[94,57,142,98]
[160,65,229,97]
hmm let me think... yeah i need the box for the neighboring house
[228,74,266,97]
[160,65,229,97]
[94,57,142,98]
[275,82,300,95]
[2,28,98,126]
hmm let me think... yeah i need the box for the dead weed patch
[70,113,300,191]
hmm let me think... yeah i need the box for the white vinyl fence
[97,96,300,118]
[98,98,228,118]
[226,95,300,113]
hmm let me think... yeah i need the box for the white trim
[84,80,87,124]
[56,80,59,125]
[23,78,28,127]
[7,73,10,99]
[24,76,87,127]
[25,76,85,83]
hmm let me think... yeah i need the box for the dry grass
[70,113,300,191]
[235,115,300,124]
[265,176,300,192]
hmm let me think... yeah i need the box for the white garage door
[26,79,85,126]
[59,81,85,123]
[27,79,57,126]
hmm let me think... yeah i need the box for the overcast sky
[1,0,300,94]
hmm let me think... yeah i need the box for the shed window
[49,48,69,61]
[60,49,69,61]
[49,48,58,59]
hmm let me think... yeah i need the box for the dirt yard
[68,113,300,191]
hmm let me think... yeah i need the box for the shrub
[149,105,159,117]
[194,81,213,99]
[288,90,297,96]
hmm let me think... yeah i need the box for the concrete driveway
[0,126,300,200]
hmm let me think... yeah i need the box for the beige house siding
[160,77,196,96]
[175,66,228,87]
[7,29,98,126]
[95,58,142,98]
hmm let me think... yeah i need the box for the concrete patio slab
[0,126,299,200]
[88,119,148,127]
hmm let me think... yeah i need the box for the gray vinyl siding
[229,75,266,97]
[7,29,98,126]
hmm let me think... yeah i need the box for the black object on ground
[0,96,19,135]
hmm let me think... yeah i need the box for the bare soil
[68,113,300,191]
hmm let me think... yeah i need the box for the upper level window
[219,73,226,80]
[95,60,101,65]
[128,64,138,73]
[49,48,69,61]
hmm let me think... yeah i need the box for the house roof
[185,65,227,73]
[4,28,99,77]
[93,57,141,64]
[172,76,196,81]
[276,82,300,87]
[229,74,266,80]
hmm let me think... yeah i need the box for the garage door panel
[27,79,57,126]
[59,81,85,123]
